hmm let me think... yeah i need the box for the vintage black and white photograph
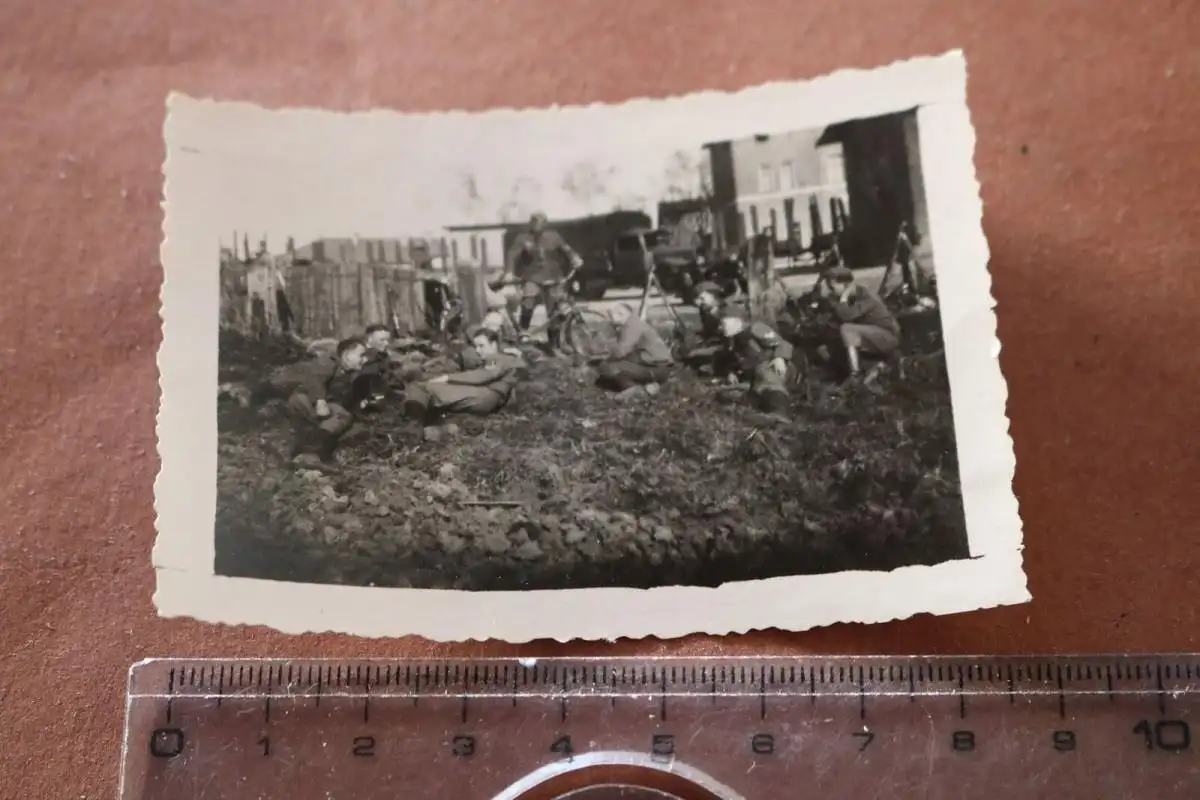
[154,52,1026,641]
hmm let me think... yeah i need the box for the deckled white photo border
[154,50,1026,642]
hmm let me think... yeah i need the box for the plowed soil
[213,312,969,592]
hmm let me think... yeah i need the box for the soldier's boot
[757,387,790,414]
[545,320,566,356]
[403,397,430,425]
[289,427,315,459]
[315,431,342,465]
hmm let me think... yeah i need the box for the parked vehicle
[567,226,747,304]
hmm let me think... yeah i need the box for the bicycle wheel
[563,308,618,359]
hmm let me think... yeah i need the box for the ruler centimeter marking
[122,656,1200,800]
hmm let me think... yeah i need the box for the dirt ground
[213,309,969,592]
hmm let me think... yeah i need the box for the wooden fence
[219,236,491,341]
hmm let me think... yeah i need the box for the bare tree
[662,149,711,201]
[497,176,543,223]
[561,161,617,211]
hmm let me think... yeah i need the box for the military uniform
[504,229,583,338]
[681,282,731,375]
[267,355,360,461]
[596,315,675,392]
[403,352,527,424]
[830,284,901,355]
[725,321,796,412]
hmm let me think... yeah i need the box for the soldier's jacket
[268,355,358,407]
[359,348,395,383]
[726,322,794,379]
[612,314,673,366]
[504,230,582,284]
[831,285,900,334]
[440,352,527,401]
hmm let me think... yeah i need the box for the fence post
[747,234,777,325]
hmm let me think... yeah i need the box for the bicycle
[421,274,464,338]
[489,270,618,360]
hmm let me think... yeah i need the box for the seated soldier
[594,303,674,397]
[681,281,730,375]
[267,338,368,467]
[824,266,902,377]
[717,316,794,413]
[402,327,527,427]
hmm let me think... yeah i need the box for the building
[703,108,931,267]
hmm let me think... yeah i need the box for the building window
[768,208,778,240]
[819,143,846,187]
[779,161,795,192]
[470,235,479,260]
[749,206,760,234]
[757,163,774,194]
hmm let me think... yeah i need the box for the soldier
[503,211,584,349]
[717,316,795,413]
[402,327,527,427]
[267,338,368,467]
[824,266,901,377]
[680,281,731,375]
[482,308,521,345]
[354,323,398,409]
[594,303,674,397]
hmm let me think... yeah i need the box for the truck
[569,225,746,304]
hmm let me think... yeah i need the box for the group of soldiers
[247,214,903,470]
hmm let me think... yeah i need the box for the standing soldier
[503,211,584,350]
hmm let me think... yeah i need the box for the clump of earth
[214,313,968,591]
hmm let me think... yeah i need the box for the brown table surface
[1,0,1197,795]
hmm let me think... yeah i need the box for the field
[213,308,969,592]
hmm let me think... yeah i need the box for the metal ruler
[120,656,1200,798]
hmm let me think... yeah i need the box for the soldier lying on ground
[376,323,495,384]
[822,266,902,378]
[266,337,369,468]
[717,316,795,413]
[593,303,674,399]
[402,327,528,429]
[355,323,398,409]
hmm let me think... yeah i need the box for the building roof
[444,223,512,232]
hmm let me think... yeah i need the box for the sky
[188,100,716,253]
[168,54,954,253]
